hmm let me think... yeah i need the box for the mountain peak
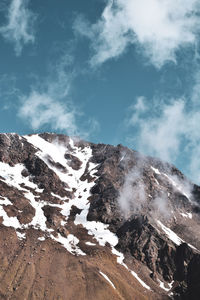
[0,133,200,299]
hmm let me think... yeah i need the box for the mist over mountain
[0,132,200,299]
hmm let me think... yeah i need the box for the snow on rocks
[130,269,151,290]
[85,242,96,246]
[151,166,161,186]
[99,271,116,289]
[0,134,153,288]
[0,160,54,238]
[157,220,197,250]
[75,216,118,247]
[23,191,54,232]
[0,162,43,192]
[16,231,26,240]
[24,135,93,188]
[157,220,183,245]
[23,134,99,254]
[50,233,86,256]
[0,197,22,229]
[180,212,192,219]
[151,166,161,175]
[151,165,192,201]
[23,135,152,289]
[111,247,151,290]
[0,205,21,229]
[162,173,191,199]
[158,279,174,292]
[0,161,47,238]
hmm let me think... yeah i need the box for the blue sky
[1,0,200,183]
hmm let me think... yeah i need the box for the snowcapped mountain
[0,132,200,299]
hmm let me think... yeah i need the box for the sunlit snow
[0,134,152,289]
[157,220,197,250]
[99,271,116,289]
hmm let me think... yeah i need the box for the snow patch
[51,192,67,200]
[51,233,86,256]
[16,231,26,240]
[60,220,66,226]
[99,271,116,289]
[0,197,12,206]
[158,279,174,292]
[0,202,21,229]
[24,135,95,190]
[111,247,151,290]
[157,220,183,245]
[163,173,190,199]
[85,241,96,246]
[0,134,157,289]
[24,191,54,232]
[0,162,43,193]
[151,166,161,175]
[180,212,192,219]
[157,220,197,250]
[130,269,151,290]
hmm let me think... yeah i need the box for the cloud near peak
[19,91,78,136]
[125,86,200,184]
[18,52,99,139]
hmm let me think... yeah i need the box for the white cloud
[18,53,99,138]
[153,195,170,218]
[0,0,36,55]
[18,53,78,135]
[129,98,186,162]
[118,165,146,217]
[74,0,200,68]
[126,93,200,183]
[19,92,78,135]
[127,96,147,126]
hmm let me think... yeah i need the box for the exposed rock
[64,153,82,170]
[0,132,200,299]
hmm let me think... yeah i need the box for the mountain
[0,132,200,300]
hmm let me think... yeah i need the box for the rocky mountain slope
[0,133,200,299]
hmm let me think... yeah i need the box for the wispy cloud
[18,53,99,138]
[0,74,20,110]
[0,0,37,55]
[74,0,200,68]
[118,161,146,217]
[19,92,78,135]
[125,81,200,183]
[126,97,186,162]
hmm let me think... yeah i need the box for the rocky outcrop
[0,133,200,299]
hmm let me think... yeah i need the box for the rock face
[0,133,200,299]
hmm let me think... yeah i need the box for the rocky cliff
[0,133,200,299]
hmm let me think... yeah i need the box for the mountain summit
[0,133,200,300]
